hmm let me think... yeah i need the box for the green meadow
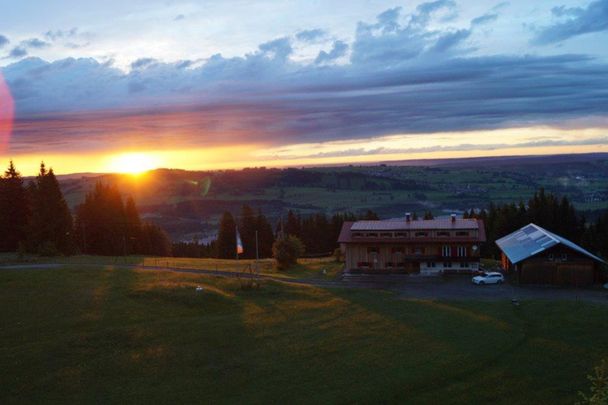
[1,264,607,404]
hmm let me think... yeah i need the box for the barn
[496,223,606,286]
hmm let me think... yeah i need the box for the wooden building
[338,214,486,275]
[496,223,606,286]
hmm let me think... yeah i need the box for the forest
[1,160,607,262]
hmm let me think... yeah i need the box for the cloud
[174,14,185,21]
[295,29,326,42]
[8,47,27,58]
[315,40,348,64]
[351,3,469,65]
[428,29,471,53]
[2,6,608,155]
[532,0,608,45]
[264,136,608,160]
[258,37,292,60]
[131,57,157,70]
[471,13,498,26]
[45,28,78,41]
[22,38,51,49]
[0,35,9,48]
[412,0,457,26]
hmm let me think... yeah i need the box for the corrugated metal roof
[495,223,606,264]
[350,218,480,231]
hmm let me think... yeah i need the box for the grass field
[1,263,607,404]
[0,254,345,280]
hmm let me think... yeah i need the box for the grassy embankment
[1,262,607,404]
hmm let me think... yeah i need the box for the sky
[0,0,607,175]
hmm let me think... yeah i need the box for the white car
[472,272,504,285]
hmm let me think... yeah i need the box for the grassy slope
[1,265,607,404]
[0,254,344,280]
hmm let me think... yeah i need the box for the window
[548,253,554,261]
[380,232,392,238]
[414,247,424,255]
[352,232,363,238]
[391,247,404,254]
[415,231,428,237]
[457,246,467,257]
[442,245,451,257]
[367,247,379,254]
[443,262,452,268]
[459,262,469,268]
[561,253,568,261]
[437,231,450,237]
[394,232,407,238]
[455,231,469,236]
[427,262,436,268]
[366,233,378,238]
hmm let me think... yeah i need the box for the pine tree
[28,163,73,255]
[124,196,142,254]
[74,182,126,255]
[284,210,301,237]
[0,161,30,252]
[256,210,275,258]
[216,211,237,259]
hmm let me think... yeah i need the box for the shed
[496,223,606,286]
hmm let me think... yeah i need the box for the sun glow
[106,152,163,174]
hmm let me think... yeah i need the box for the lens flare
[0,72,14,154]
[106,152,163,174]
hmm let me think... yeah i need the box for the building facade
[496,223,606,286]
[338,214,486,275]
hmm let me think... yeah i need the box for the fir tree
[256,210,275,258]
[0,161,30,252]
[27,163,73,255]
[216,211,237,259]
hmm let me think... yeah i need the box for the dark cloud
[429,29,471,53]
[258,37,292,60]
[532,0,608,45]
[295,29,326,42]
[0,35,9,48]
[8,47,27,58]
[131,57,157,70]
[315,40,348,64]
[22,38,51,49]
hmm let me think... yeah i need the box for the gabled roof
[495,223,606,265]
[337,219,486,243]
[350,218,480,231]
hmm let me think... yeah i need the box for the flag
[236,226,244,256]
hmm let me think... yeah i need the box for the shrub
[578,359,608,405]
[333,247,343,262]
[272,235,304,270]
[38,241,59,257]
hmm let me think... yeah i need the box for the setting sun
[106,152,163,174]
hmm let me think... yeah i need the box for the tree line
[173,207,382,259]
[0,161,170,256]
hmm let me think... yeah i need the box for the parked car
[472,272,504,285]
